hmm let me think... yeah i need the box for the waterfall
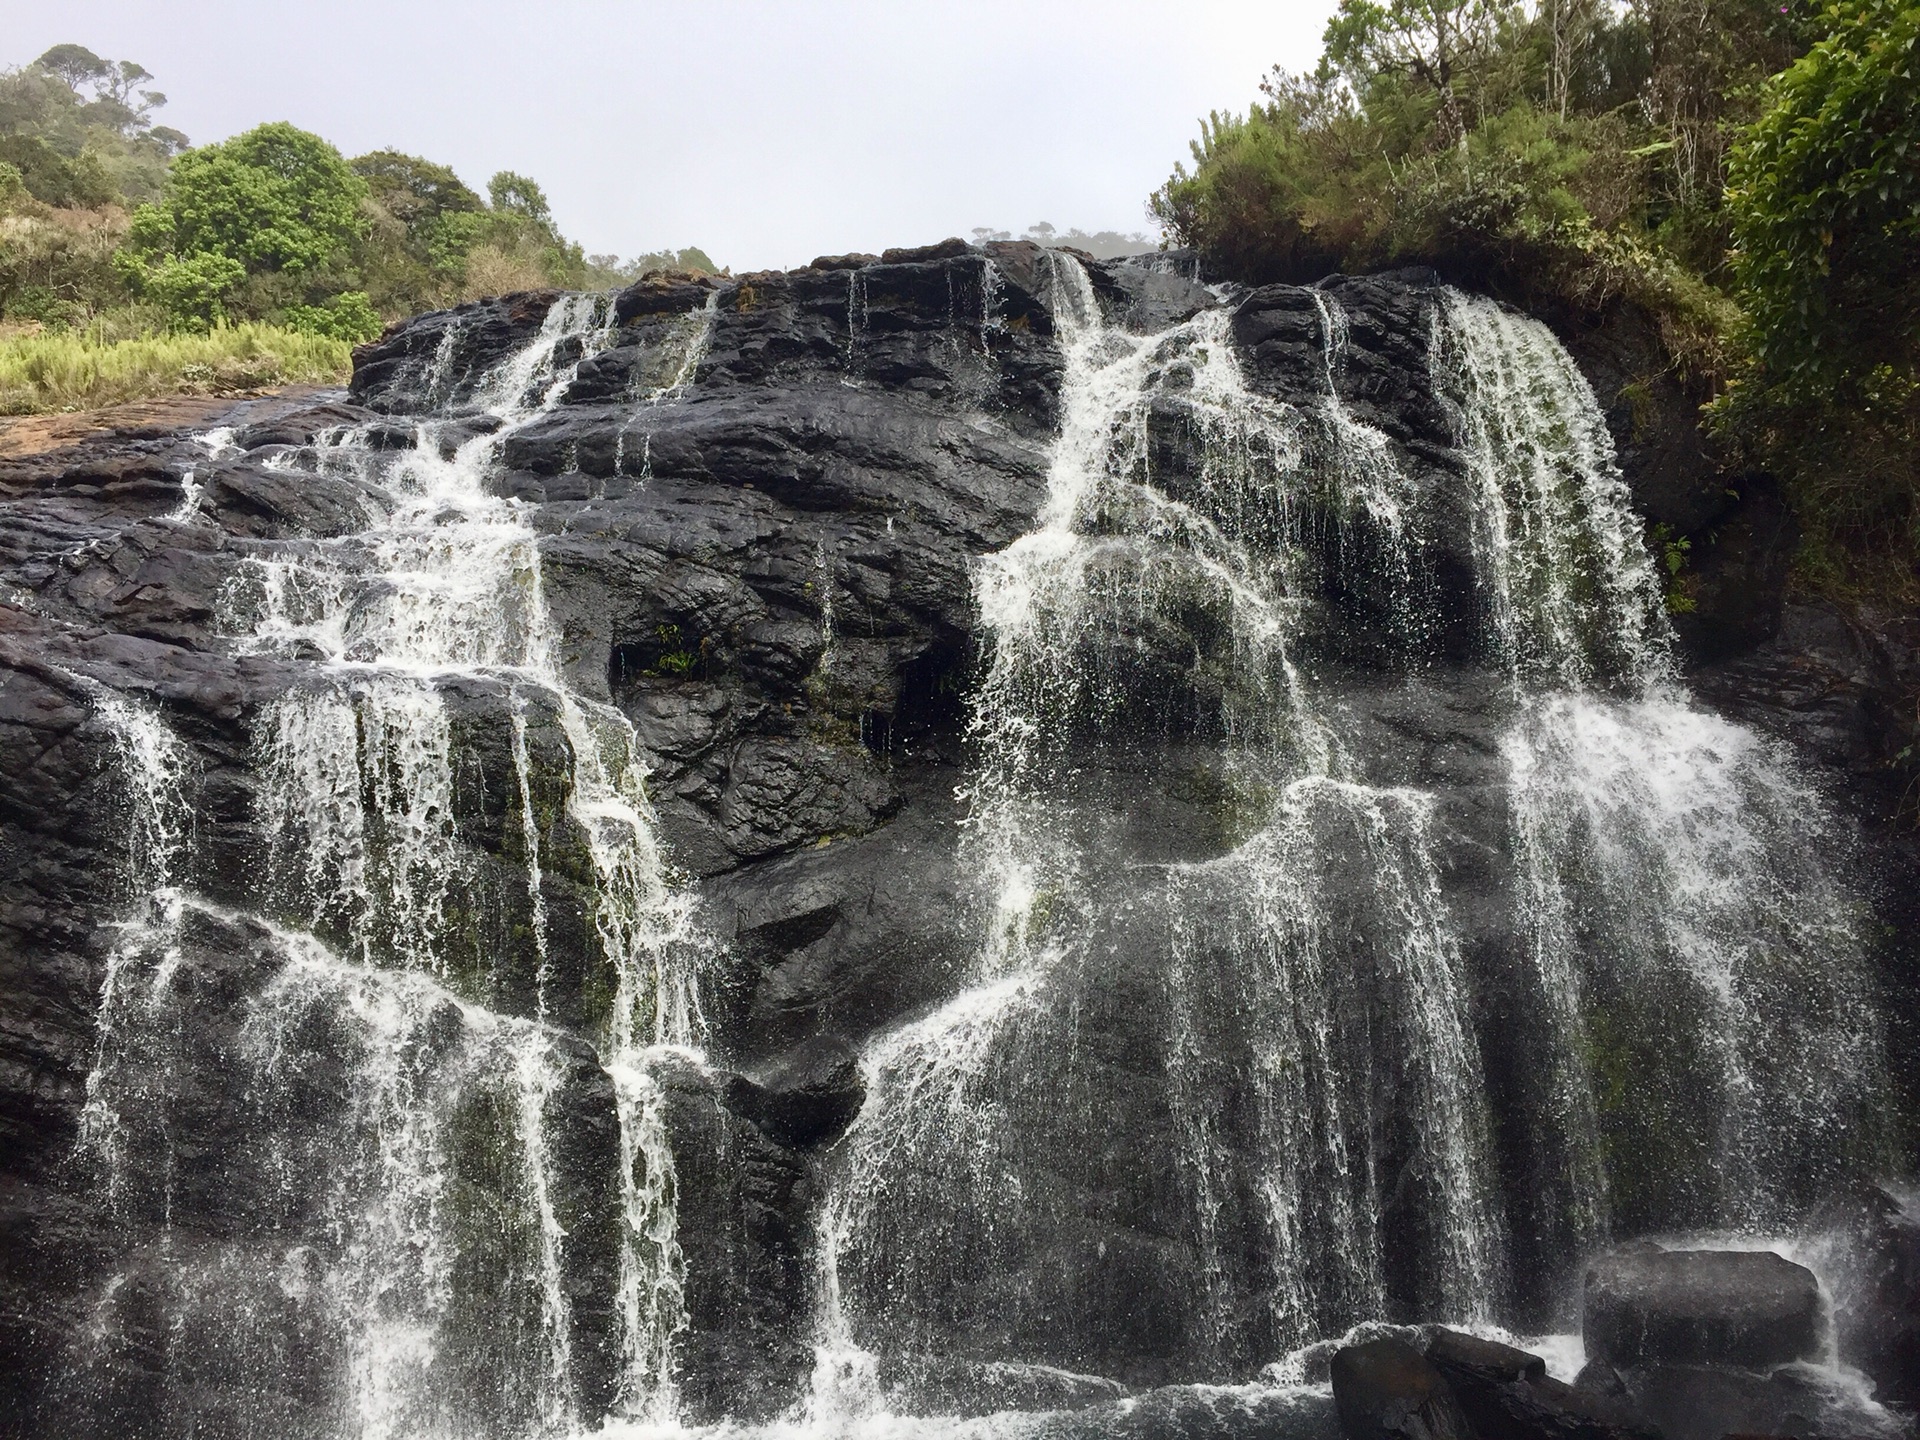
[811,258,1505,1405]
[1436,289,1889,1250]
[59,262,1895,1437]
[73,291,711,1436]
[805,270,1887,1415]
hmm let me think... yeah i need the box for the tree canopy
[120,122,370,329]
[1726,0,1920,398]
[1156,0,1920,599]
[128,122,368,277]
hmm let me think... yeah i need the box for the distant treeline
[0,43,718,345]
[970,223,1157,260]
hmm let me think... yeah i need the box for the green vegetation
[1155,1,1920,599]
[0,322,353,415]
[118,121,373,333]
[0,43,719,413]
[1718,0,1920,596]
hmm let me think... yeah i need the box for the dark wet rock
[721,1033,865,1149]
[1668,472,1798,664]
[1611,1361,1878,1440]
[653,1052,814,1423]
[1694,600,1920,795]
[612,271,721,323]
[808,252,880,271]
[1424,1329,1657,1440]
[1085,253,1217,332]
[1583,1247,1821,1370]
[881,237,974,264]
[1331,1336,1471,1440]
[1806,1181,1920,1405]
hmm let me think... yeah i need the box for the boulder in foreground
[1582,1247,1820,1370]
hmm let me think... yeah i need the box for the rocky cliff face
[0,242,1910,1438]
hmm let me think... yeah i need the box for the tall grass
[0,323,353,415]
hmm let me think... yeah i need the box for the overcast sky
[6,1,1338,272]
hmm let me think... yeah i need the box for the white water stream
[78,292,717,1438]
[66,263,1893,1440]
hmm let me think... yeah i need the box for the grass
[0,322,353,416]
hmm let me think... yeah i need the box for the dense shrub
[1158,0,1920,599]
[1717,0,1920,599]
[118,122,369,329]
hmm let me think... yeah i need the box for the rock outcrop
[0,241,1912,1437]
[1582,1247,1822,1371]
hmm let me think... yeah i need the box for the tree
[1320,0,1511,135]
[122,122,368,326]
[1,45,185,206]
[30,45,164,135]
[355,150,482,228]
[1543,0,1603,117]
[1725,0,1920,396]
[31,44,111,93]
[487,171,551,224]
[350,150,487,312]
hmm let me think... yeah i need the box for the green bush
[0,206,133,326]
[1726,0,1920,400]
[1715,0,1920,600]
[283,289,381,342]
[129,249,245,327]
[0,133,116,207]
[120,122,367,329]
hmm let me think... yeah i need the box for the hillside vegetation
[1155,0,1920,601]
[0,43,715,414]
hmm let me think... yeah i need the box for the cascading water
[798,264,1889,1425]
[1435,293,1889,1248]
[808,258,1506,1415]
[57,255,1897,1440]
[75,685,195,1215]
[73,290,716,1437]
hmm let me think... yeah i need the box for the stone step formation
[0,239,1913,1439]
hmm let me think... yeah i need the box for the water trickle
[1434,291,1671,690]
[74,289,711,1435]
[169,425,236,523]
[814,538,837,679]
[610,1057,690,1421]
[814,257,1505,1393]
[846,269,867,373]
[511,689,555,1017]
[259,676,462,972]
[1435,288,1888,1248]
[75,686,195,1213]
[1309,290,1415,539]
[643,291,719,405]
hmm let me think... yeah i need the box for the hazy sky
[7,1,1339,272]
